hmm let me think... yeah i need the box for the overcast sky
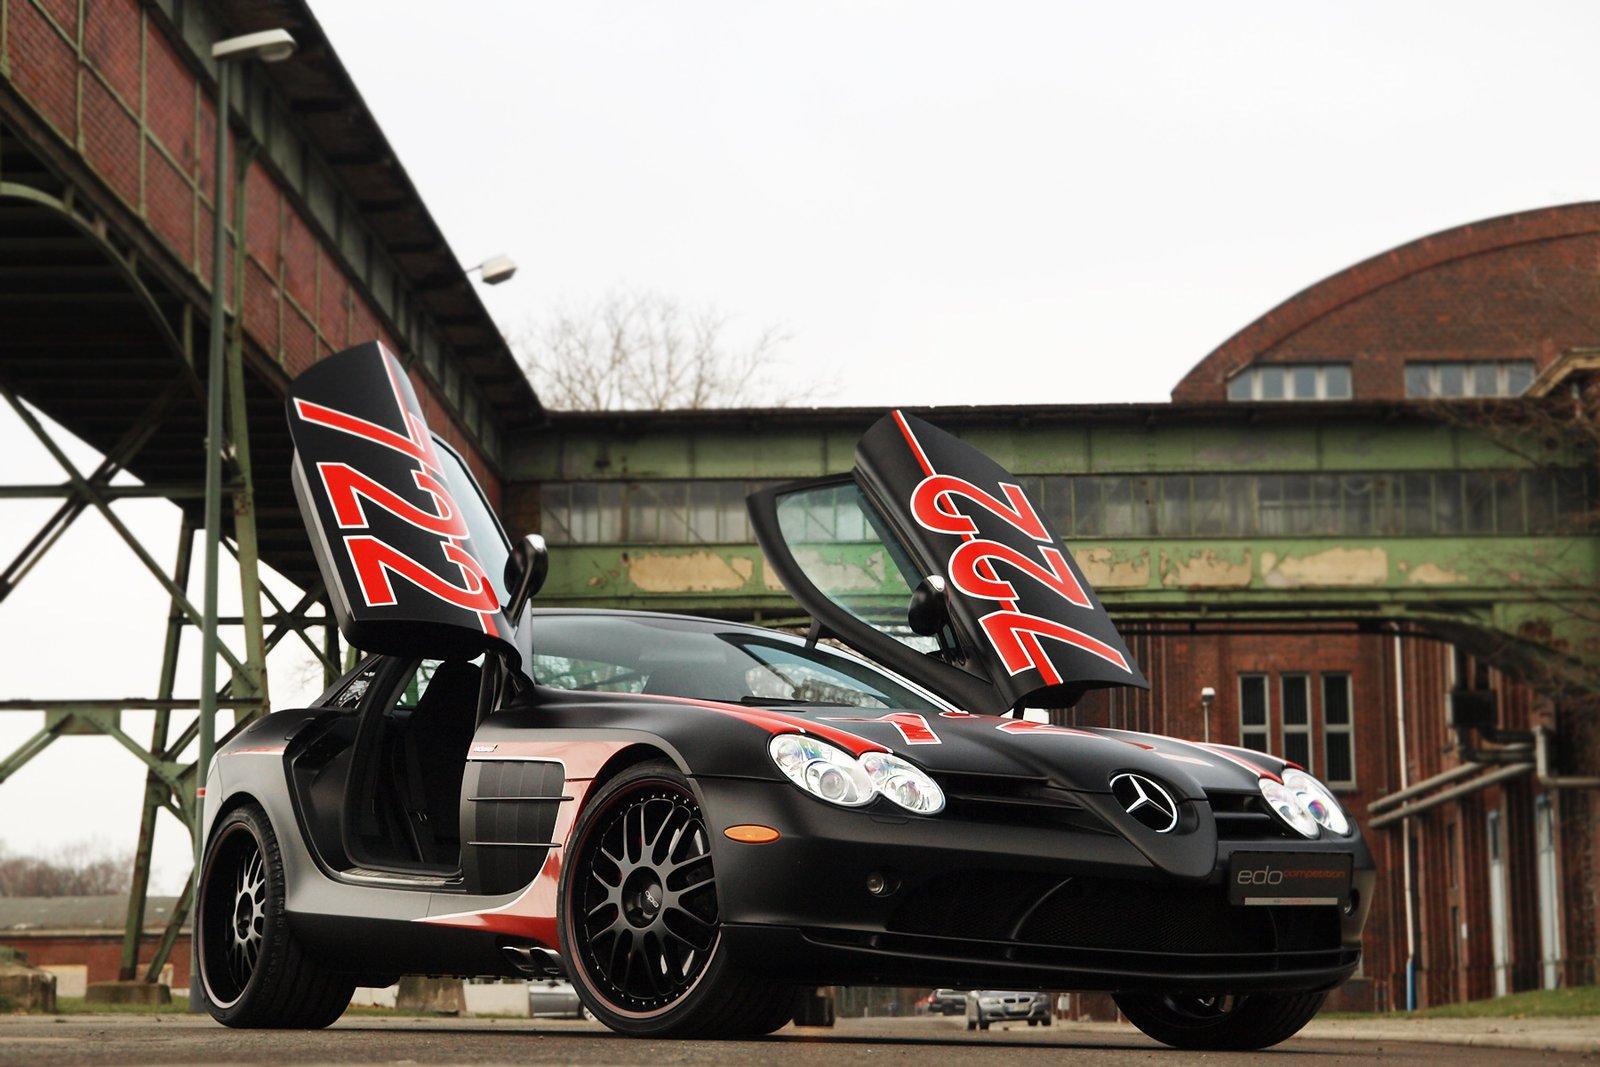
[5,1,1600,889]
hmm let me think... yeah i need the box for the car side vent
[461,759,568,896]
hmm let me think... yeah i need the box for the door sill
[340,865,462,890]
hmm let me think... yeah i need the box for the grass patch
[53,997,187,1015]
[1325,985,1600,1020]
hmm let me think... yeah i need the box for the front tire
[558,761,796,1037]
[1114,990,1326,1051]
[197,803,354,1028]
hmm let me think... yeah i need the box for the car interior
[342,657,481,874]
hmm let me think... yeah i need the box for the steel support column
[119,518,195,981]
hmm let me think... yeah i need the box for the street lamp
[194,26,295,1008]
[1200,685,1216,743]
[467,254,518,285]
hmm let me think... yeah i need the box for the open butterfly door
[286,342,520,664]
[749,410,1148,714]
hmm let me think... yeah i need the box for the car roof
[526,606,785,635]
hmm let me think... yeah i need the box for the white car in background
[966,990,1052,1030]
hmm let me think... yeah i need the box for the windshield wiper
[737,696,818,707]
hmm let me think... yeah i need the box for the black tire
[1042,1015,1052,1026]
[966,1019,976,1031]
[978,1019,990,1031]
[1114,990,1327,1051]
[558,760,796,1038]
[197,803,355,1028]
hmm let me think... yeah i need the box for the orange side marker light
[724,824,780,844]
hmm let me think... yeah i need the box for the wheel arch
[586,741,692,799]
[206,789,266,847]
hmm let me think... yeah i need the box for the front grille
[1016,878,1338,954]
[888,870,1064,941]
[888,872,1340,959]
[1208,790,1296,840]
[930,771,1114,835]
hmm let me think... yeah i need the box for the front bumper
[697,776,1373,995]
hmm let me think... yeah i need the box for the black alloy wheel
[575,783,719,1012]
[197,804,354,1028]
[199,820,266,1008]
[559,761,797,1037]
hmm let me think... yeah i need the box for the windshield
[527,614,951,711]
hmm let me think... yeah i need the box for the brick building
[0,896,189,994]
[512,204,1600,1014]
[1152,203,1600,1008]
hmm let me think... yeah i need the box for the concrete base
[0,963,58,1013]
[85,981,172,1007]
[395,976,466,1015]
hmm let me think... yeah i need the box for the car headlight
[769,735,875,807]
[1283,769,1350,835]
[859,751,945,814]
[1258,776,1320,839]
[768,735,943,813]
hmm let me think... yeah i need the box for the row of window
[538,468,1593,545]
[1224,359,1536,402]
[1228,363,1353,401]
[1239,672,1355,787]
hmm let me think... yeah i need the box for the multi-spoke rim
[572,782,718,1015]
[199,823,267,1008]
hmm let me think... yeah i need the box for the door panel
[287,341,518,663]
[750,411,1147,712]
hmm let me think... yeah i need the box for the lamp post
[466,253,518,285]
[193,26,294,1009]
[1200,686,1216,743]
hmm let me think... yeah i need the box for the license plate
[1227,851,1352,906]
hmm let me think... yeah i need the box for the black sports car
[197,343,1373,1050]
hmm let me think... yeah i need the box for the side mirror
[907,575,949,637]
[504,534,549,617]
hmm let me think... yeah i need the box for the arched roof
[1173,201,1600,400]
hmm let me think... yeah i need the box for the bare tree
[518,290,831,410]
[1432,385,1600,695]
[0,841,132,896]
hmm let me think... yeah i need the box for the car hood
[774,707,1293,880]
[782,707,1283,799]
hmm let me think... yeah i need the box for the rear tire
[197,803,354,1028]
[558,760,796,1037]
[1114,990,1326,1051]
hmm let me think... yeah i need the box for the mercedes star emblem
[1109,772,1181,833]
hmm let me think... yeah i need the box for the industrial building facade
[509,204,1600,1012]
[1,0,1596,1015]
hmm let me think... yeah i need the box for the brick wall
[1,0,500,503]
[1174,203,1600,402]
[1072,626,1590,1009]
[0,934,191,989]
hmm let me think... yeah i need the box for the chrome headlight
[1283,769,1350,835]
[768,735,943,813]
[769,735,874,807]
[859,751,945,814]
[1259,776,1320,839]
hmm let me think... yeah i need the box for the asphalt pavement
[2,1014,1595,1065]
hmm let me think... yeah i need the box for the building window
[1405,360,1536,398]
[1280,674,1312,770]
[1228,363,1352,401]
[1321,673,1355,787]
[536,467,1593,545]
[1239,674,1270,753]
